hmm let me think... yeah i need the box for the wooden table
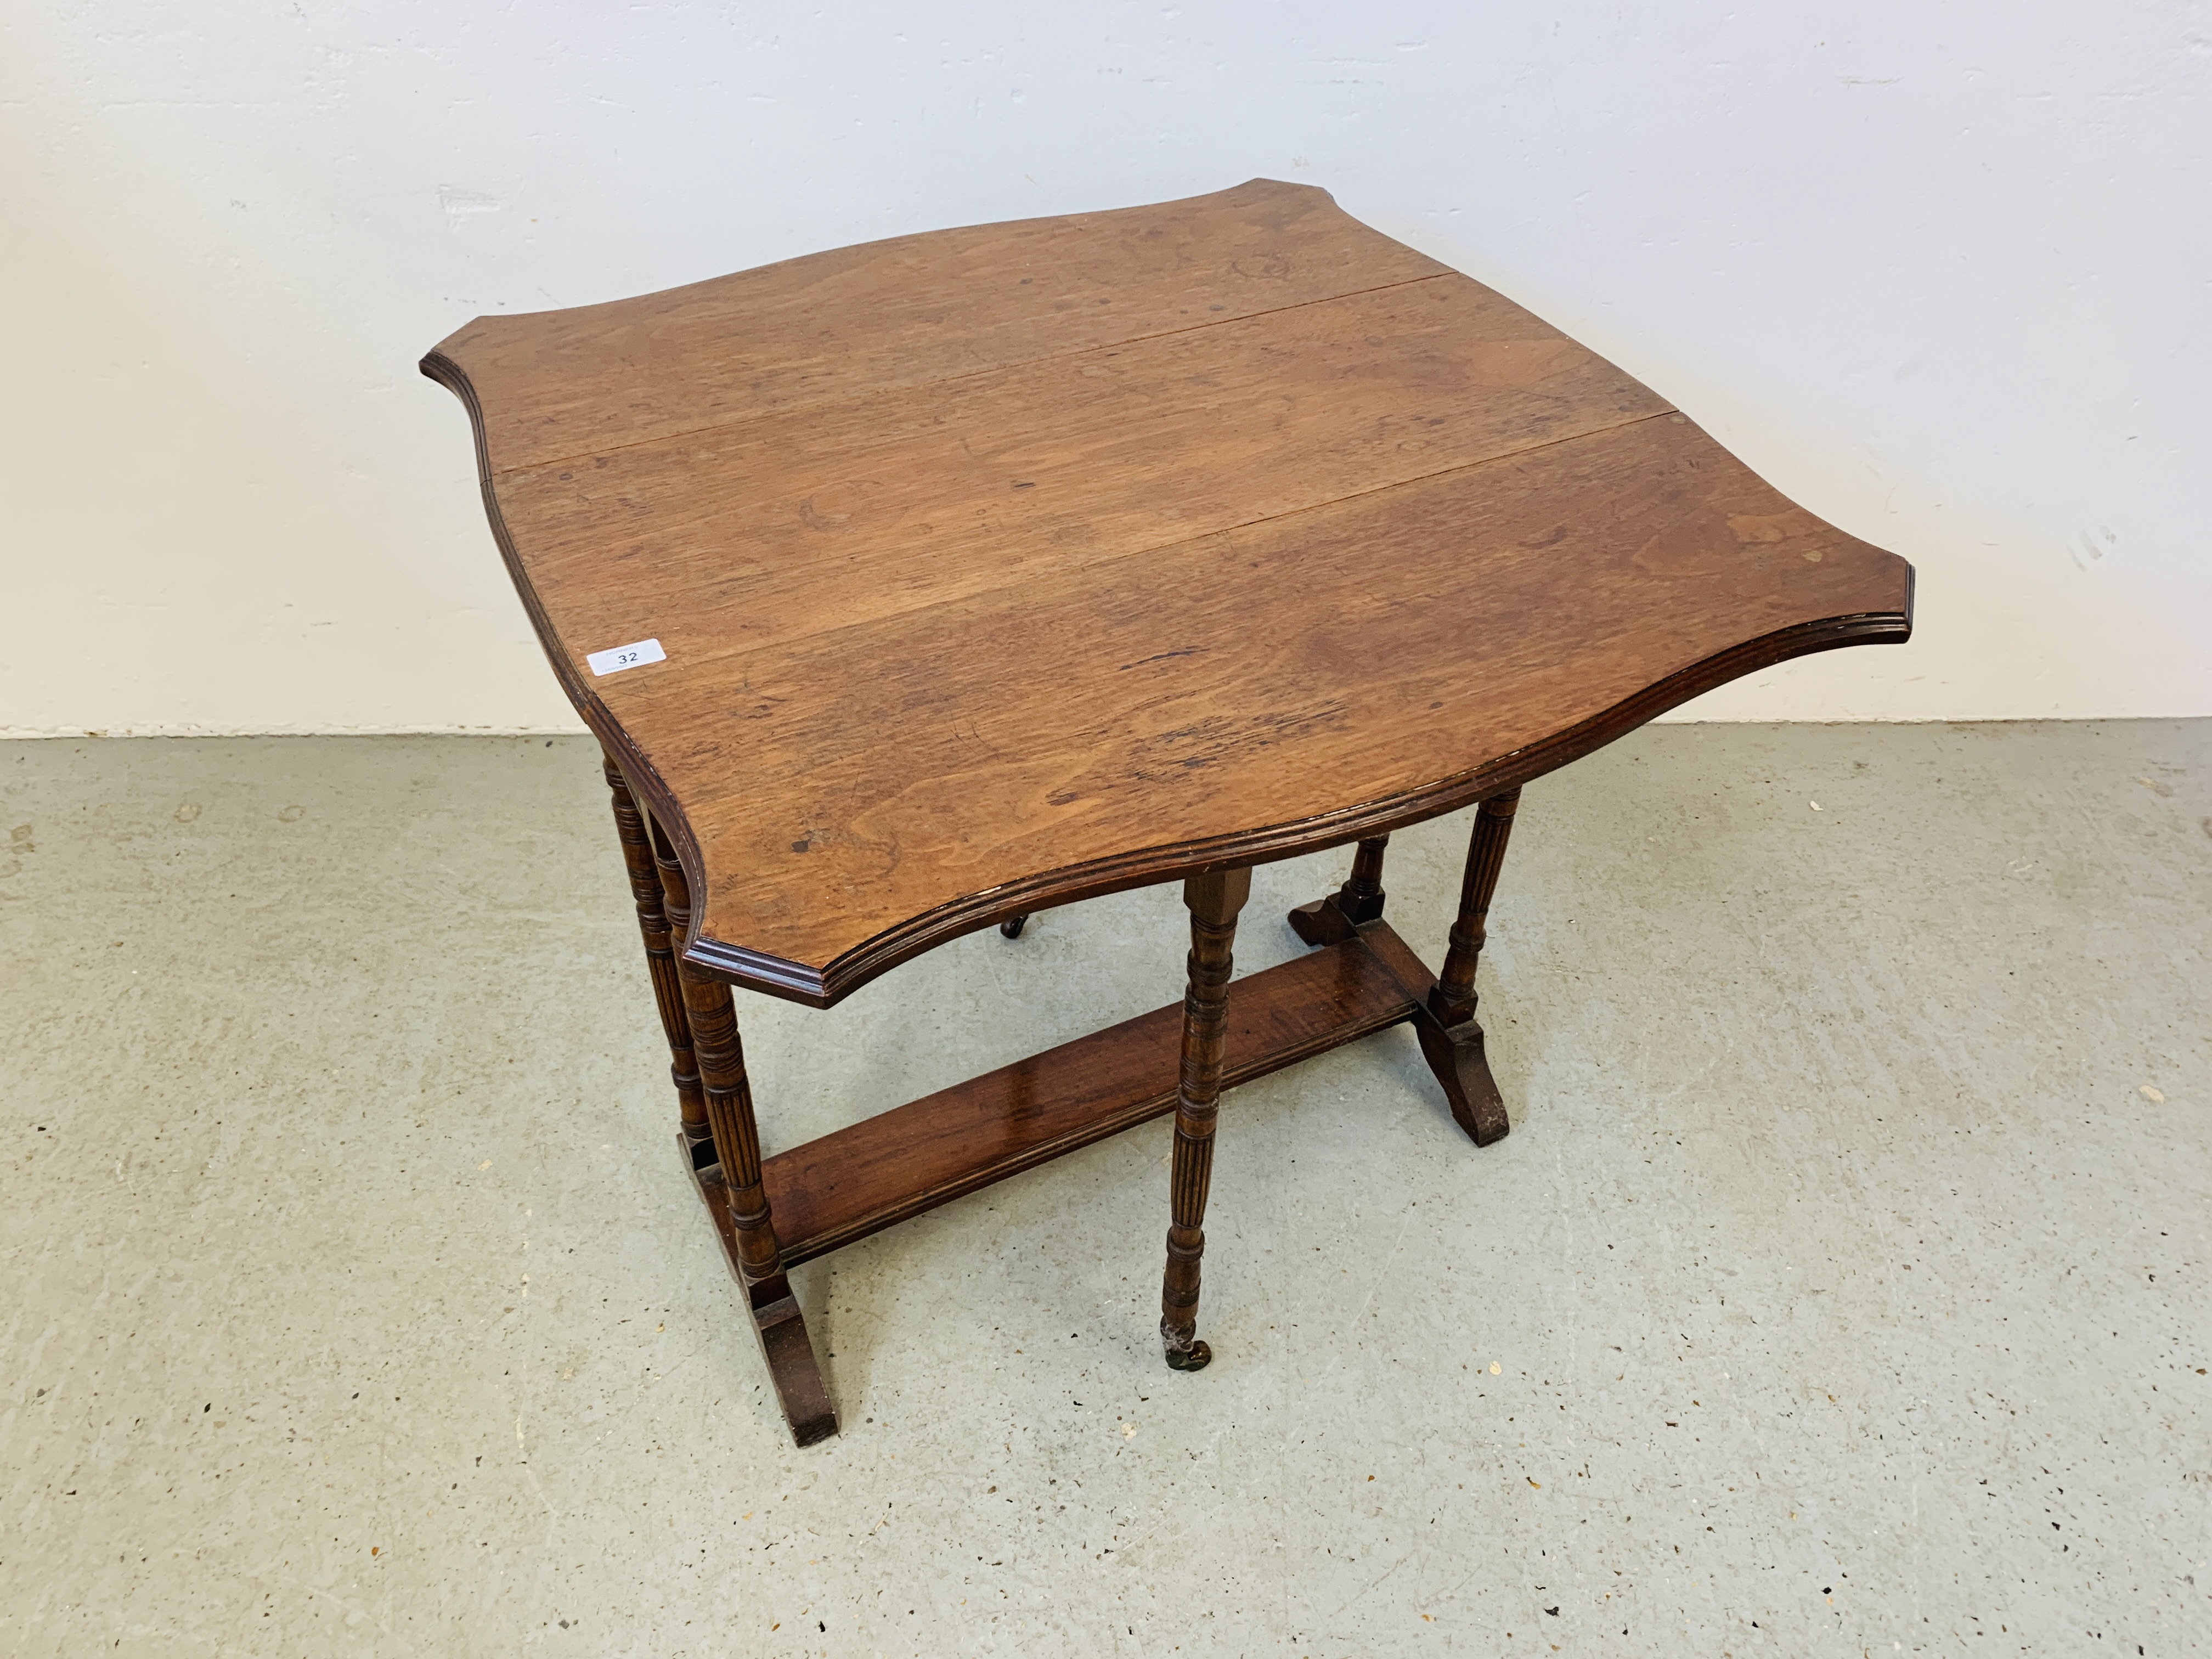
[423,179,1911,1446]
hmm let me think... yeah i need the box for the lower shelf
[755,922,1435,1266]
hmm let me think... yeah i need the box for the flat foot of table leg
[1163,1337,1213,1372]
[1414,1011,1511,1148]
[1286,896,1355,947]
[1290,838,1389,947]
[679,1132,839,1446]
[748,1280,839,1447]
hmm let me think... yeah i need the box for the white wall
[4,2,2206,736]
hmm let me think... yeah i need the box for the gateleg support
[1159,864,1252,1372]
[1418,790,1521,1148]
[600,750,712,1161]
[655,820,838,1447]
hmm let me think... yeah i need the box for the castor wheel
[1000,914,1029,939]
[1164,1338,1212,1373]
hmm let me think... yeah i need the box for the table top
[424,179,1911,1006]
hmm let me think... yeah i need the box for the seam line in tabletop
[482,271,1465,477]
[633,407,1685,661]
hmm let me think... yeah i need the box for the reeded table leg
[600,751,711,1164]
[652,815,837,1446]
[1415,790,1521,1147]
[1159,865,1252,1372]
[1288,835,1389,946]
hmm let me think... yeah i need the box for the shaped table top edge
[423,342,1910,1009]
[680,594,1910,1009]
[419,189,1915,1011]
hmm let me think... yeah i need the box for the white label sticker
[586,637,665,677]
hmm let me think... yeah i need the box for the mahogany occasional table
[422,179,1911,1447]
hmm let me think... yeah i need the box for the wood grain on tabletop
[436,178,1453,473]
[425,178,1911,1001]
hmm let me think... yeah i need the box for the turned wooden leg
[1159,865,1252,1372]
[651,822,836,1446]
[1288,835,1389,946]
[1415,790,1521,1147]
[642,809,720,1170]
[600,751,713,1165]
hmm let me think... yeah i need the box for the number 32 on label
[586,638,666,677]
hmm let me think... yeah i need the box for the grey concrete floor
[2,723,2208,1658]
